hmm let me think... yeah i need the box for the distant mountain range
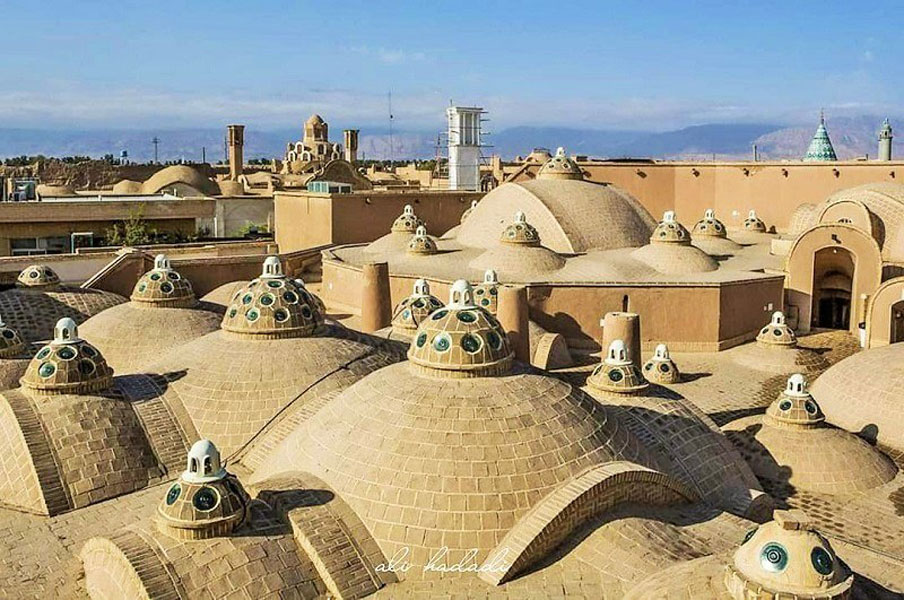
[0,115,899,162]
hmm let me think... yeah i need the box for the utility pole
[151,136,160,164]
[202,146,206,164]
[388,90,394,166]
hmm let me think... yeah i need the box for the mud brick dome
[129,254,196,308]
[21,318,113,394]
[390,278,444,332]
[221,255,325,338]
[17,264,60,288]
[407,279,514,377]
[79,255,220,373]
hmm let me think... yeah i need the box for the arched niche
[786,224,882,335]
[865,276,904,347]
[818,199,873,236]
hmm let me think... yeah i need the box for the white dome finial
[154,254,171,271]
[514,211,526,224]
[555,146,566,157]
[403,204,414,216]
[413,278,430,296]
[448,279,476,308]
[771,311,786,326]
[53,318,80,344]
[262,256,283,278]
[182,439,227,483]
[654,343,670,360]
[483,269,498,284]
[704,208,715,219]
[415,225,427,236]
[785,373,808,397]
[606,339,629,365]
[663,210,676,223]
[748,209,758,219]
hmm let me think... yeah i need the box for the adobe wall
[274,193,333,251]
[321,257,785,352]
[275,190,483,253]
[214,196,275,237]
[0,198,215,223]
[529,161,904,231]
[718,279,787,346]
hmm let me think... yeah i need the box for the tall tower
[343,129,359,163]
[879,118,893,161]
[304,114,328,145]
[447,106,484,191]
[227,124,245,180]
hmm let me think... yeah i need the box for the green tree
[105,208,153,247]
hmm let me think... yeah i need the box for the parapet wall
[275,190,483,252]
[512,160,904,232]
[322,257,785,352]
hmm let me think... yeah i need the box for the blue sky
[0,0,899,132]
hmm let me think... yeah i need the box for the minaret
[803,110,837,162]
[447,106,484,191]
[343,129,359,163]
[227,124,244,180]
[878,118,893,161]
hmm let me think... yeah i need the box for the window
[10,236,69,256]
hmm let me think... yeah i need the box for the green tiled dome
[803,113,837,161]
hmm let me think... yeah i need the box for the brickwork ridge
[4,390,72,515]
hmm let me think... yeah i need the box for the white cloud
[346,45,427,65]
[0,81,896,132]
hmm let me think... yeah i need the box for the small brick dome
[407,280,513,377]
[537,147,584,181]
[391,204,423,233]
[156,440,249,540]
[472,269,500,313]
[21,318,113,394]
[692,209,728,238]
[651,211,691,245]
[726,510,852,599]
[221,256,325,339]
[17,264,60,288]
[588,339,649,393]
[130,254,196,308]
[642,343,680,384]
[500,211,541,246]
[460,199,479,224]
[391,279,443,332]
[406,225,438,255]
[0,315,26,359]
[764,374,823,429]
[743,209,767,232]
[757,311,797,347]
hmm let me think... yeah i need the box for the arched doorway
[784,224,881,335]
[892,300,904,344]
[812,247,854,330]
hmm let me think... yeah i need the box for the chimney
[343,129,359,164]
[227,124,245,180]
